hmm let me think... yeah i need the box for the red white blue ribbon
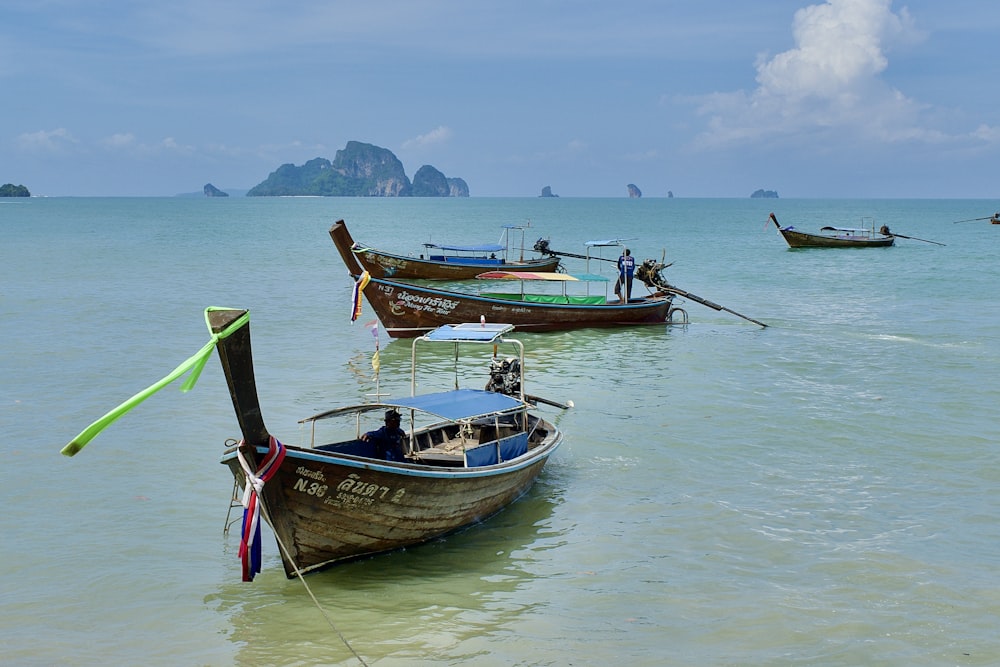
[238,436,286,581]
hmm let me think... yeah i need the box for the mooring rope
[235,448,369,667]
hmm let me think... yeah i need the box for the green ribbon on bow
[61,307,250,457]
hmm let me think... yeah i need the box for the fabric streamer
[238,436,286,582]
[61,307,250,457]
[366,319,380,376]
[351,271,371,322]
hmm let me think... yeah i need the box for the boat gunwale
[367,273,671,309]
[221,427,563,480]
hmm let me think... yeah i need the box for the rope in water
[235,449,369,667]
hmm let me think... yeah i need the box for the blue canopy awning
[422,322,515,342]
[300,389,525,424]
[391,389,524,420]
[423,242,505,253]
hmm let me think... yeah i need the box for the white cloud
[971,124,1000,143]
[97,133,196,155]
[102,133,137,149]
[692,0,938,149]
[401,126,454,150]
[16,128,78,152]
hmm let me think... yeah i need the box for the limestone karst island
[245,141,469,197]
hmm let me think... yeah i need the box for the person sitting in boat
[361,409,407,461]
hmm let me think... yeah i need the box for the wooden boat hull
[222,431,559,577]
[357,275,674,337]
[354,248,561,280]
[778,228,895,248]
[331,220,675,337]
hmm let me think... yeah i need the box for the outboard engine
[533,238,552,255]
[636,258,673,291]
[485,356,522,396]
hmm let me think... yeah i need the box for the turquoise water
[2,196,999,666]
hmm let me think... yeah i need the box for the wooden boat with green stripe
[330,220,680,338]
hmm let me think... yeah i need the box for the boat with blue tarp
[61,310,567,580]
[345,220,560,279]
[211,314,567,578]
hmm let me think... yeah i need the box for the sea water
[2,196,999,666]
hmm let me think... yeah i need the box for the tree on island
[0,183,31,197]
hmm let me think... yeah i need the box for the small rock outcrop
[203,183,229,197]
[751,189,779,198]
[627,183,642,198]
[540,186,559,198]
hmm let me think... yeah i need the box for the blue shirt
[618,254,635,277]
[364,425,406,461]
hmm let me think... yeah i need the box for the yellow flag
[371,350,380,376]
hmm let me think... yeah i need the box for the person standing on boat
[617,248,635,301]
[362,409,407,461]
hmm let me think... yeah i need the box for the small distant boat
[769,213,894,248]
[346,222,560,279]
[331,220,683,338]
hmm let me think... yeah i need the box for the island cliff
[247,141,468,197]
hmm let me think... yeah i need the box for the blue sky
[4,0,999,197]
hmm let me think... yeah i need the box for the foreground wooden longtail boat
[345,221,560,279]
[62,309,565,580]
[769,212,895,248]
[214,312,565,578]
[331,220,680,338]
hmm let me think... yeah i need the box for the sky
[3,0,999,198]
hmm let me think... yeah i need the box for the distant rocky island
[203,183,229,197]
[539,186,559,198]
[247,141,468,197]
[627,184,642,198]
[751,189,779,198]
[0,183,30,197]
